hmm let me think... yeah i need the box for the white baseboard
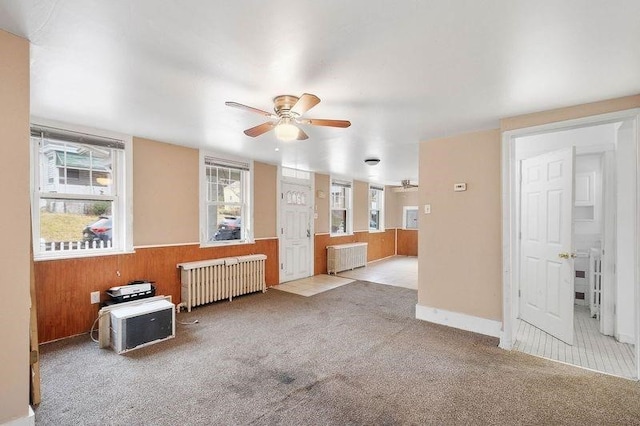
[415,304,502,338]
[616,332,635,345]
[2,407,34,426]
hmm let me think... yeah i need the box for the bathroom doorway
[501,110,640,379]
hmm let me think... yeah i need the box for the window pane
[39,139,114,196]
[370,210,380,230]
[331,210,347,234]
[331,186,348,209]
[39,199,114,251]
[208,204,242,241]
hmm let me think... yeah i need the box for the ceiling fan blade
[301,118,351,128]
[295,127,309,140]
[291,93,320,116]
[244,122,275,137]
[226,101,277,118]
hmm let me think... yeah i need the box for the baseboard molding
[3,406,35,426]
[415,304,502,338]
[616,332,635,345]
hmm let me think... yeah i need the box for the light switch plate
[424,204,431,214]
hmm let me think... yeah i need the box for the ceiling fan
[393,179,419,193]
[225,93,351,141]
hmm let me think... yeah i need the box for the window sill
[34,248,136,262]
[329,232,353,238]
[200,239,255,248]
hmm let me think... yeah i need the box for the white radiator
[177,254,267,312]
[589,248,602,318]
[327,242,368,274]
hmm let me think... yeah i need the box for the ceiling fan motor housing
[273,95,300,118]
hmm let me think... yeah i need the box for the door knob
[558,252,576,259]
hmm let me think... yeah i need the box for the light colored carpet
[35,281,640,425]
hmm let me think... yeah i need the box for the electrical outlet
[90,291,100,304]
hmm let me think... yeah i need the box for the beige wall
[133,137,199,245]
[314,173,330,233]
[0,29,30,423]
[353,180,369,231]
[418,129,502,321]
[384,187,419,229]
[133,139,277,244]
[254,162,277,238]
[384,187,399,228]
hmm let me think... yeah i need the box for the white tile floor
[514,306,636,379]
[271,274,355,297]
[338,255,418,289]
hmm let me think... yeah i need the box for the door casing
[500,108,640,380]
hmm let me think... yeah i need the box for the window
[31,124,132,259]
[201,153,252,244]
[403,206,419,229]
[330,178,352,235]
[369,185,384,231]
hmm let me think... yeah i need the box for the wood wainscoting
[314,229,396,275]
[397,229,418,256]
[34,239,278,343]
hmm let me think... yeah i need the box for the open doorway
[500,110,640,380]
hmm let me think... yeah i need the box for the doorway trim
[499,108,640,379]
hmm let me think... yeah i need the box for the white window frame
[199,151,253,246]
[369,185,385,232]
[330,177,353,236]
[30,119,133,260]
[403,206,419,230]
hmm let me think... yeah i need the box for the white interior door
[519,147,575,344]
[279,182,312,283]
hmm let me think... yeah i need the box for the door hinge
[280,263,283,270]
[518,231,521,240]
[281,227,283,234]
[281,193,284,199]
[518,290,521,297]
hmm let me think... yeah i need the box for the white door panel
[280,182,312,283]
[520,147,575,344]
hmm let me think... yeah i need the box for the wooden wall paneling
[314,230,396,274]
[397,229,418,256]
[34,239,278,343]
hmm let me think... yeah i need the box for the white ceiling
[1,1,639,185]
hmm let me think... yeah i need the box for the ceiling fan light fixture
[364,158,380,166]
[274,120,298,141]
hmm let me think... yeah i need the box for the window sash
[201,153,251,245]
[31,125,129,258]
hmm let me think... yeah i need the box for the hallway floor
[514,306,636,379]
[337,255,417,289]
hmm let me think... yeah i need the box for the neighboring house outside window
[369,185,384,231]
[330,178,352,235]
[200,152,252,245]
[31,123,132,259]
